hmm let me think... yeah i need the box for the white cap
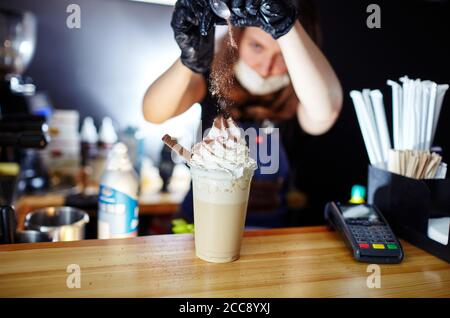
[80,117,98,143]
[111,142,128,155]
[99,117,118,144]
[106,142,132,171]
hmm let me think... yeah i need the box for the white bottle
[98,117,118,146]
[80,117,98,166]
[80,117,98,144]
[98,143,139,239]
[92,117,118,183]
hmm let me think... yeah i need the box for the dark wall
[1,0,449,225]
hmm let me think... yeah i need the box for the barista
[143,0,343,226]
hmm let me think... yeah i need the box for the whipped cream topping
[190,116,257,177]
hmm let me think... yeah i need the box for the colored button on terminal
[359,243,370,249]
[387,244,398,250]
[372,244,385,249]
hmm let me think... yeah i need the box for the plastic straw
[362,89,384,163]
[431,84,449,144]
[413,79,423,150]
[407,79,417,149]
[350,91,381,165]
[425,82,437,150]
[387,80,402,150]
[420,81,431,150]
[400,76,410,150]
[355,77,448,179]
[370,89,391,164]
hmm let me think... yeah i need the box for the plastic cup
[190,166,254,263]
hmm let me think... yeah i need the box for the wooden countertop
[0,226,449,298]
[14,191,183,230]
[16,191,183,216]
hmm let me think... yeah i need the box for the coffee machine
[0,8,51,244]
[0,8,53,116]
[0,8,52,190]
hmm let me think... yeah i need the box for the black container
[367,165,450,263]
[0,205,15,244]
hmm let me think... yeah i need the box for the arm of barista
[142,58,207,124]
[277,21,343,135]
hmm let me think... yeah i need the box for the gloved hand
[228,0,297,39]
[171,0,225,74]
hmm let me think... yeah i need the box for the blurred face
[238,27,288,78]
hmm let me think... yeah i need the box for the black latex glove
[171,0,225,74]
[228,0,297,39]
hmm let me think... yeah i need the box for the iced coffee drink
[189,116,257,263]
